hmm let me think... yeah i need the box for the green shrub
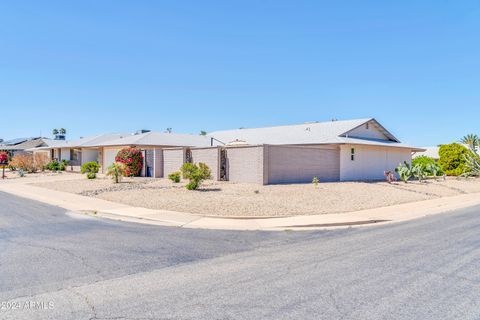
[312,176,319,186]
[106,162,125,183]
[81,161,100,179]
[438,143,469,176]
[412,156,435,168]
[412,156,443,176]
[46,161,60,171]
[180,162,211,190]
[168,171,181,183]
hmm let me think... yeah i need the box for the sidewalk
[1,179,480,231]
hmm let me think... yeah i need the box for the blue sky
[0,1,479,146]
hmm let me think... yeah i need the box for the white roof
[209,118,422,150]
[93,131,212,148]
[30,133,129,150]
[414,146,440,159]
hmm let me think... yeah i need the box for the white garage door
[103,148,121,171]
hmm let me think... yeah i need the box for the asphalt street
[1,191,480,319]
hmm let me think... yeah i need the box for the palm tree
[59,128,66,135]
[52,129,59,135]
[200,131,207,136]
[461,134,479,151]
[165,128,172,133]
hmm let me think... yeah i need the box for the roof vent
[134,129,151,135]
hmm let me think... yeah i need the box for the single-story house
[92,131,212,176]
[0,137,51,156]
[24,118,425,184]
[196,118,425,184]
[30,133,127,170]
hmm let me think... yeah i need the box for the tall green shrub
[438,143,469,176]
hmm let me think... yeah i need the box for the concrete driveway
[1,191,480,319]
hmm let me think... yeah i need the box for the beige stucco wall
[102,147,122,173]
[191,147,221,181]
[163,148,186,177]
[266,145,340,184]
[226,146,265,184]
[339,144,412,181]
[60,148,71,161]
[81,149,98,164]
[153,149,164,178]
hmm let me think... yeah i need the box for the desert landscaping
[28,173,480,217]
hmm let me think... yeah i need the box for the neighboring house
[30,133,128,170]
[414,146,440,160]
[92,131,212,177]
[0,137,50,156]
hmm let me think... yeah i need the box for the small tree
[106,162,125,183]
[0,151,7,179]
[81,162,100,179]
[200,131,207,136]
[115,147,144,177]
[461,134,479,151]
[0,152,8,164]
[438,143,469,176]
[180,162,211,190]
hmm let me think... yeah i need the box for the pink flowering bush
[0,152,8,164]
[115,147,143,177]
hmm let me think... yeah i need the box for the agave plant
[395,162,412,183]
[463,152,480,177]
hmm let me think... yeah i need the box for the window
[366,122,369,130]
[351,148,355,161]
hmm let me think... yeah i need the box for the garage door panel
[267,146,340,184]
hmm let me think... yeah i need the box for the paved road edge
[1,183,480,231]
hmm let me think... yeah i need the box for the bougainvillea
[115,147,144,177]
[0,152,8,165]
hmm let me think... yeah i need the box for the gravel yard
[30,176,480,217]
